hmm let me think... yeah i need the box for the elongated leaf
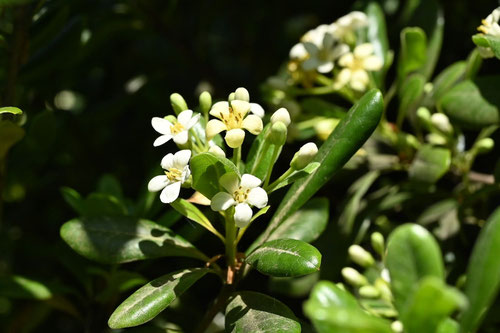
[417,199,458,225]
[386,224,444,310]
[60,216,208,263]
[246,124,281,181]
[60,186,85,215]
[430,61,466,102]
[170,199,224,241]
[267,197,329,243]
[365,2,390,87]
[420,6,443,79]
[460,207,500,333]
[248,90,383,253]
[190,152,238,199]
[246,239,321,277]
[108,268,211,329]
[225,291,301,333]
[400,276,467,333]
[0,106,23,116]
[308,281,359,309]
[409,145,451,183]
[439,80,499,129]
[397,73,425,126]
[0,275,52,300]
[398,27,427,80]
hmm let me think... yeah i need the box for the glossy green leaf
[439,80,499,129]
[460,207,500,333]
[268,162,320,192]
[398,27,427,80]
[386,224,444,310]
[0,120,25,159]
[246,239,321,277]
[409,145,451,183]
[0,275,52,300]
[60,186,85,215]
[304,281,392,333]
[365,2,390,87]
[417,199,458,225]
[108,268,211,329]
[397,73,425,126]
[430,61,466,103]
[472,34,500,60]
[400,276,467,333]
[226,291,300,333]
[60,216,208,264]
[420,6,443,79]
[267,197,329,243]
[246,124,282,181]
[82,193,128,217]
[248,90,383,253]
[170,199,224,241]
[0,106,23,116]
[190,152,238,199]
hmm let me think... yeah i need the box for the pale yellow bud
[290,142,318,170]
[341,267,368,287]
[348,245,375,267]
[271,108,291,127]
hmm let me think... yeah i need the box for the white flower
[331,11,368,39]
[148,150,191,203]
[334,43,383,91]
[206,100,263,148]
[270,108,291,127]
[151,110,200,146]
[210,173,268,228]
[250,103,265,118]
[478,7,500,36]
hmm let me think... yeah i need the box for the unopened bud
[371,232,385,256]
[375,278,393,302]
[165,115,177,123]
[268,121,287,146]
[417,107,431,126]
[391,321,404,333]
[348,245,375,267]
[359,285,380,298]
[424,82,433,93]
[208,145,226,158]
[170,93,188,115]
[199,91,212,115]
[234,87,250,102]
[228,92,235,102]
[271,108,291,127]
[431,113,452,134]
[290,142,318,170]
[341,267,368,287]
[475,138,494,154]
[426,133,447,145]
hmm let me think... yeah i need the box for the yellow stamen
[170,122,185,135]
[233,186,250,203]
[165,168,182,181]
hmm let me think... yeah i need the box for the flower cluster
[476,7,500,58]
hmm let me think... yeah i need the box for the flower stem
[265,167,294,193]
[225,208,237,272]
[263,145,281,188]
[233,146,241,170]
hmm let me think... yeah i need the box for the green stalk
[263,146,281,188]
[225,208,236,269]
[233,146,241,170]
[265,168,294,193]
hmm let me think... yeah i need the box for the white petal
[363,55,383,71]
[161,153,175,170]
[186,113,201,129]
[230,100,251,118]
[153,134,172,147]
[225,128,245,148]
[334,68,352,89]
[338,53,354,67]
[317,61,334,73]
[173,130,189,145]
[250,103,265,118]
[247,187,268,208]
[303,42,319,55]
[219,172,240,193]
[332,43,350,58]
[177,109,193,126]
[208,145,226,157]
[173,150,191,168]
[160,181,182,203]
[234,203,253,228]
[351,70,369,91]
[354,43,374,58]
[206,119,227,140]
[240,174,261,189]
[182,166,191,182]
[148,175,168,192]
[242,115,263,135]
[151,117,172,135]
[302,57,321,71]
[209,101,229,118]
[210,192,236,211]
[289,43,308,59]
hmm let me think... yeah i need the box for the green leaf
[304,281,392,333]
[430,61,466,102]
[460,207,500,333]
[439,80,499,129]
[60,216,208,264]
[408,145,451,183]
[97,174,125,203]
[400,276,467,333]
[0,120,25,159]
[398,27,427,80]
[246,239,321,277]
[420,6,443,79]
[437,318,460,333]
[386,223,444,311]
[267,197,329,243]
[269,162,320,192]
[397,73,425,127]
[0,106,23,116]
[0,275,52,300]
[225,291,301,333]
[365,2,390,87]
[245,124,282,181]
[60,187,85,215]
[190,152,238,199]
[108,268,211,329]
[83,193,128,217]
[170,199,224,241]
[472,34,500,60]
[248,89,383,253]
[417,199,458,225]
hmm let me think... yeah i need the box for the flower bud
[341,267,368,287]
[431,113,452,134]
[348,245,375,267]
[359,285,380,298]
[199,91,212,115]
[208,145,226,158]
[268,121,288,146]
[370,232,385,256]
[271,108,291,127]
[170,93,188,115]
[290,142,318,170]
[375,278,393,302]
[164,115,177,123]
[475,138,494,154]
[228,92,235,102]
[234,87,250,102]
[424,82,433,93]
[426,133,447,145]
[417,107,431,125]
[391,321,404,333]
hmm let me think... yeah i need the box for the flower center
[351,56,366,71]
[170,122,185,135]
[165,168,183,182]
[233,186,250,203]
[219,107,243,130]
